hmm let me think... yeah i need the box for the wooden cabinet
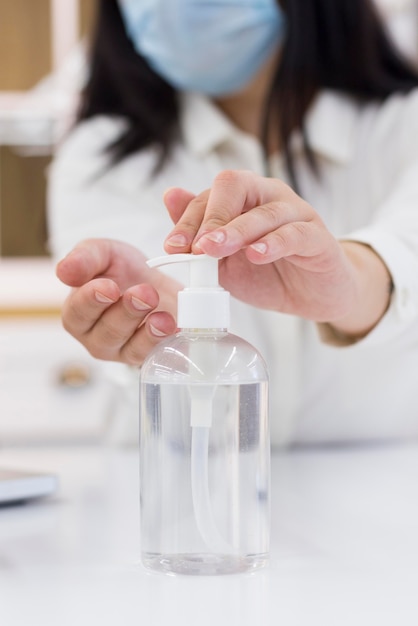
[0,147,51,256]
[0,0,96,257]
[0,0,52,91]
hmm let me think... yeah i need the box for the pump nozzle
[147,253,218,287]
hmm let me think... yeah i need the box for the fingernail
[250,242,268,255]
[149,324,168,337]
[200,230,226,245]
[165,233,189,247]
[95,291,117,304]
[131,296,152,311]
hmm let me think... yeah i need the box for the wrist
[326,241,393,341]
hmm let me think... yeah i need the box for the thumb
[56,238,151,290]
[56,238,119,287]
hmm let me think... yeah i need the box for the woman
[49,0,418,446]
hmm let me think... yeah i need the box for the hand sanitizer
[140,254,270,575]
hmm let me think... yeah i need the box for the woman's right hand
[56,239,179,366]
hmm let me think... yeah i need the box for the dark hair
[270,0,418,185]
[79,0,418,187]
[78,0,178,165]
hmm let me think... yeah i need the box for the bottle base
[142,552,269,576]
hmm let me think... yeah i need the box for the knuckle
[84,334,124,362]
[274,222,309,252]
[61,300,88,335]
[260,202,281,223]
[184,196,207,220]
[176,195,209,231]
[204,213,229,230]
[97,323,127,346]
[61,315,76,336]
[263,200,292,221]
[177,216,201,232]
[86,342,108,361]
[81,330,114,360]
[291,221,310,241]
[120,337,148,367]
[67,307,90,330]
[273,230,289,251]
[229,218,249,240]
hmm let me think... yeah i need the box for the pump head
[147,253,230,329]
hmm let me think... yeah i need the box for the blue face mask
[118,0,286,96]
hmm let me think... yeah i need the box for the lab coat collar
[180,89,359,165]
[180,92,237,156]
[304,90,359,164]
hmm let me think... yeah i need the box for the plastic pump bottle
[140,253,270,575]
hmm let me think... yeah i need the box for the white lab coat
[48,89,418,446]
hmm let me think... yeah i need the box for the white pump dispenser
[140,253,270,576]
[148,253,230,329]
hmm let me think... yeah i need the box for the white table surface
[1,442,417,626]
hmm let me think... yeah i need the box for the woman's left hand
[163,170,392,337]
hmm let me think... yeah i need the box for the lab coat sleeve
[329,91,418,347]
[47,116,173,261]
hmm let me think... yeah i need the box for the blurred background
[0,0,95,258]
[0,0,130,448]
[0,0,417,448]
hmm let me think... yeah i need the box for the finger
[164,189,211,252]
[164,171,253,251]
[163,187,196,225]
[194,170,291,239]
[65,281,176,364]
[62,279,157,339]
[194,199,314,258]
[165,171,297,254]
[119,311,177,366]
[56,239,118,287]
[246,221,329,265]
[61,278,120,335]
[56,238,150,289]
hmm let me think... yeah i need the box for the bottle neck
[179,328,228,337]
[178,289,230,329]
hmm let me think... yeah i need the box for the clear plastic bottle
[140,254,270,575]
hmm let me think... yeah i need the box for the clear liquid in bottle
[140,378,270,576]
